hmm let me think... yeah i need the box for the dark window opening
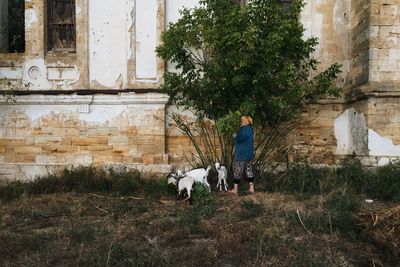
[47,0,76,53]
[0,0,25,53]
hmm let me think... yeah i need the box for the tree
[156,0,342,171]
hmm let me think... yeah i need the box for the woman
[228,115,255,194]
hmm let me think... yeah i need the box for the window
[0,0,25,53]
[47,0,76,53]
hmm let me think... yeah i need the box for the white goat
[215,162,228,191]
[176,166,212,192]
[167,173,194,201]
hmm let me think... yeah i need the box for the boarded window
[0,0,25,53]
[47,0,76,52]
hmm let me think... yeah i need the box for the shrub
[178,183,217,232]
[0,166,174,202]
[273,164,333,196]
[325,187,361,240]
[334,160,367,193]
[0,181,25,202]
[365,162,400,202]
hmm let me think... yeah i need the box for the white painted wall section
[166,0,199,24]
[334,108,368,155]
[165,0,199,73]
[334,109,352,155]
[135,0,158,80]
[89,0,127,88]
[300,0,322,57]
[335,108,400,157]
[368,129,400,156]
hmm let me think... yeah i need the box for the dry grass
[358,204,400,259]
[0,190,398,266]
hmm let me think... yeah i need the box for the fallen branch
[93,204,109,214]
[88,193,144,201]
[296,209,332,242]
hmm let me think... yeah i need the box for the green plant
[273,164,333,196]
[178,183,217,232]
[365,162,400,202]
[191,182,214,206]
[254,233,287,260]
[0,166,174,202]
[216,111,242,134]
[0,181,25,203]
[157,0,341,172]
[335,160,367,193]
[285,210,332,234]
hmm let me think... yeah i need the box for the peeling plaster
[334,108,368,155]
[135,0,158,80]
[25,8,38,29]
[368,129,400,157]
[335,108,400,158]
[301,0,323,57]
[127,0,135,61]
[88,0,127,88]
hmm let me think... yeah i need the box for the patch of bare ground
[1,190,398,267]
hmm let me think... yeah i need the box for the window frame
[45,0,77,54]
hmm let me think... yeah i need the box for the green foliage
[179,183,217,232]
[273,164,333,196]
[191,182,215,206]
[157,0,342,125]
[334,160,367,193]
[0,181,25,202]
[325,187,361,240]
[270,160,400,203]
[365,162,400,201]
[158,0,342,174]
[216,111,242,134]
[0,166,175,203]
[285,210,332,234]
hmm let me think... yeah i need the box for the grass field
[0,165,399,266]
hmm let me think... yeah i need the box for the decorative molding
[0,92,169,105]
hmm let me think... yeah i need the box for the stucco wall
[2,0,400,180]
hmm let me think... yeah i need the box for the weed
[325,187,361,240]
[0,166,175,202]
[178,184,217,232]
[239,200,264,220]
[0,181,25,202]
[273,164,333,197]
[20,232,48,251]
[325,187,360,213]
[191,183,214,206]
[285,210,332,234]
[68,220,95,243]
[365,162,400,201]
[255,232,286,259]
[84,242,170,267]
[334,160,367,193]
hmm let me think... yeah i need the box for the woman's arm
[235,126,251,143]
